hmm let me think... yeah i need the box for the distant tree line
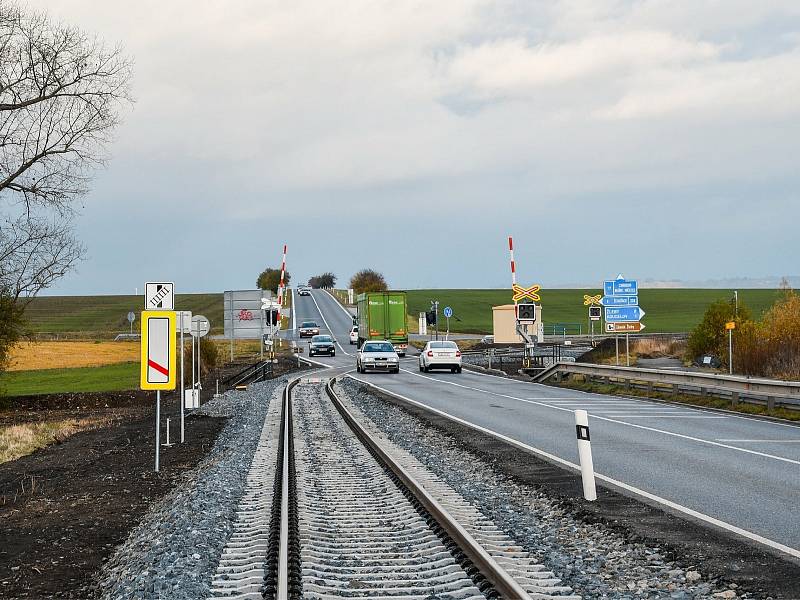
[256,268,291,294]
[308,272,336,288]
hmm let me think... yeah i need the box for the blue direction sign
[443,306,453,318]
[604,278,638,296]
[604,306,646,322]
[601,295,638,307]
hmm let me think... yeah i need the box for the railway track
[212,376,578,599]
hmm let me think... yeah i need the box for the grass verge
[551,377,800,422]
[1,362,139,396]
[0,417,114,463]
[406,288,782,334]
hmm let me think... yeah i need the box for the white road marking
[299,355,333,369]
[400,369,800,466]
[323,289,356,320]
[347,374,800,561]
[471,368,800,430]
[716,439,800,443]
[309,291,351,356]
[594,415,727,419]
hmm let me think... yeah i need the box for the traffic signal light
[517,303,536,321]
[426,310,437,326]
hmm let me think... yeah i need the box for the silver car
[357,341,400,374]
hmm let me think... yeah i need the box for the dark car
[309,334,336,357]
[299,321,320,337]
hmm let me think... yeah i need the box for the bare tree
[0,0,132,300]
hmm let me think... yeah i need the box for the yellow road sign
[512,283,541,303]
[725,321,736,330]
[141,310,177,390]
[583,294,602,306]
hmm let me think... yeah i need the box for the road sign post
[141,310,177,472]
[175,311,191,443]
[127,311,135,335]
[189,315,210,410]
[726,321,736,374]
[443,306,453,340]
[602,276,643,364]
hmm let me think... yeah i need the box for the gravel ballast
[338,378,753,600]
[95,378,286,600]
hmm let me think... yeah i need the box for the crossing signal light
[426,310,437,326]
[517,303,536,321]
[589,306,602,320]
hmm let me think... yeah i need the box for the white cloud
[24,0,800,203]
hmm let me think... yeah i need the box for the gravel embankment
[338,378,750,600]
[94,377,286,600]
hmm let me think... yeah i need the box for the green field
[406,289,783,334]
[21,293,223,335]
[0,362,139,396]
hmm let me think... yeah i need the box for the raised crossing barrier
[534,362,800,411]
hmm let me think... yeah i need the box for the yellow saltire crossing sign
[512,283,541,303]
[584,294,602,306]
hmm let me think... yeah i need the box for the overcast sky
[29,0,800,294]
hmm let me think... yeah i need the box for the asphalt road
[291,289,800,559]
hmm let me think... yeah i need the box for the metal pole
[625,333,631,366]
[446,316,450,340]
[260,308,264,360]
[191,332,196,409]
[729,328,733,375]
[615,335,619,366]
[229,295,234,362]
[155,390,160,472]
[180,313,185,443]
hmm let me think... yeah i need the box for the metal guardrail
[534,362,800,410]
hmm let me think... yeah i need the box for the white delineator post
[574,409,597,501]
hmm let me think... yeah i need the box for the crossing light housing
[517,303,537,322]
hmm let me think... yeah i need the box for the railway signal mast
[508,237,541,368]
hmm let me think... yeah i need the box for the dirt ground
[0,356,299,599]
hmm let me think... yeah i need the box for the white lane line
[298,355,333,369]
[310,290,351,356]
[594,415,727,419]
[716,439,800,443]
[400,369,800,467]
[470,368,800,430]
[347,374,800,561]
[323,289,356,320]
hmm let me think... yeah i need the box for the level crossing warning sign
[140,311,176,390]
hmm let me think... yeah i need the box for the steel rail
[324,377,534,600]
[275,378,299,599]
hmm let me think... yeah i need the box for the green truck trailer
[357,291,409,356]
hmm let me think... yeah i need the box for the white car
[349,325,358,345]
[357,341,400,374]
[419,341,462,373]
[297,286,311,296]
